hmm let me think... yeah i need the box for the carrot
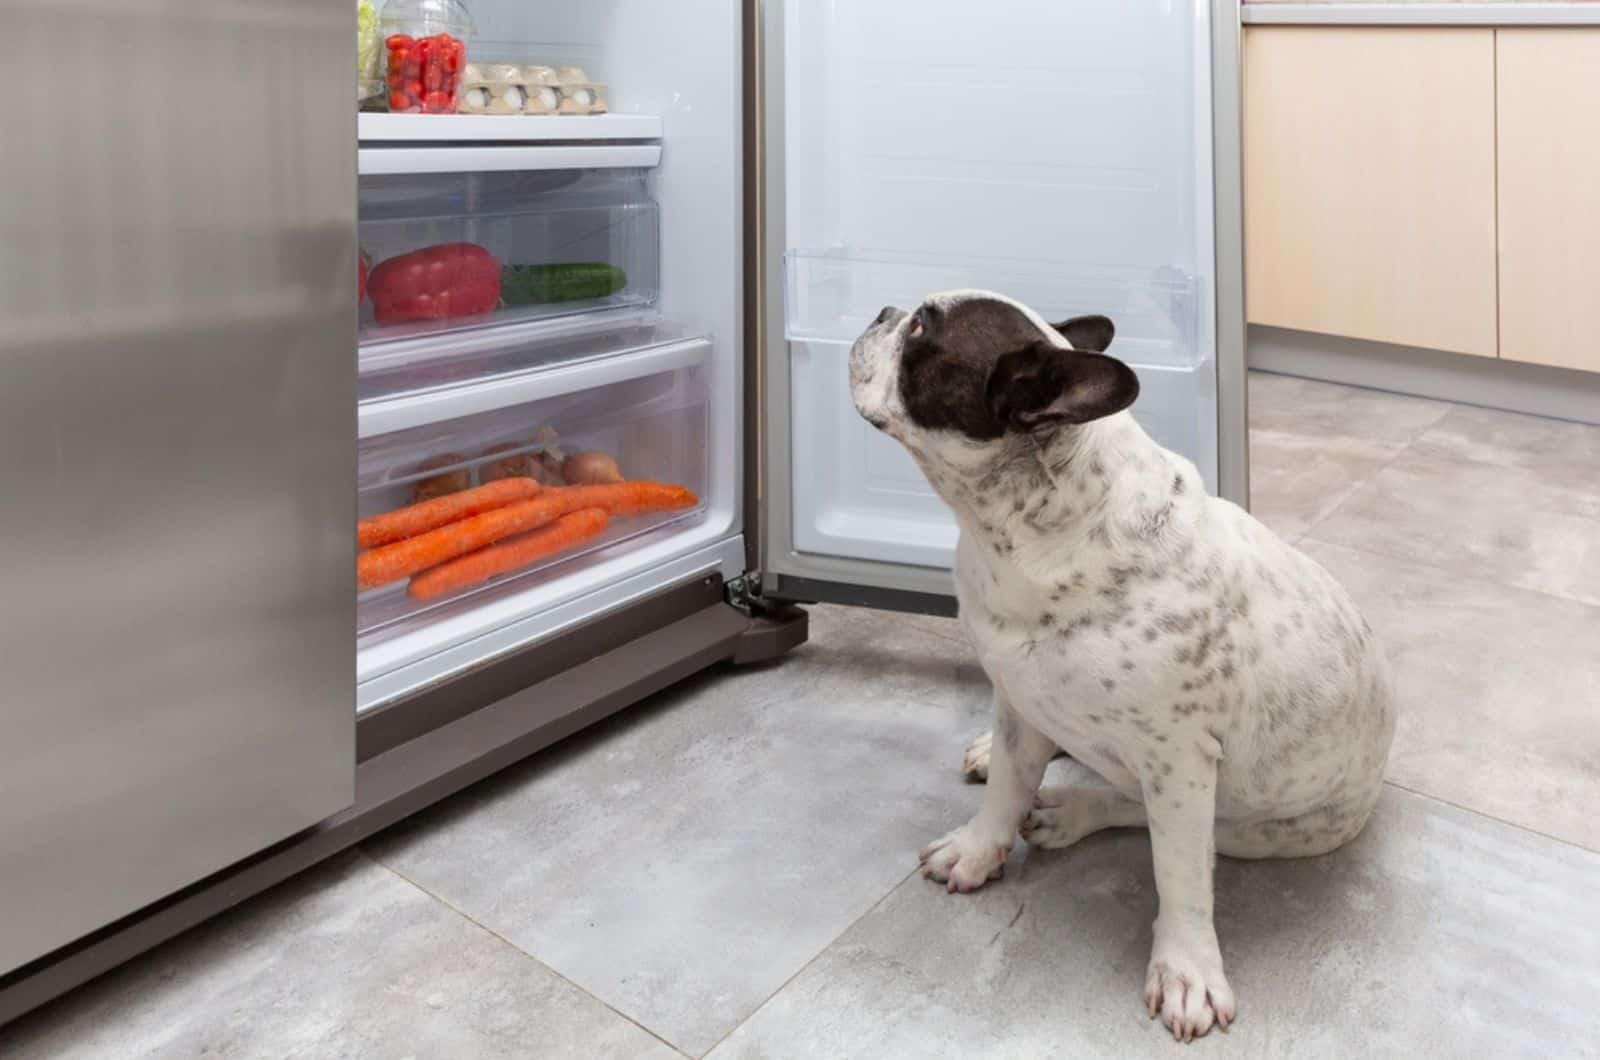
[541,481,699,517]
[357,478,541,549]
[357,480,697,591]
[407,508,609,601]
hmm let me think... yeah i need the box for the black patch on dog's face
[895,296,1137,439]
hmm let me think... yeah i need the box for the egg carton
[457,64,609,116]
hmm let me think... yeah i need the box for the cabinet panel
[1497,30,1600,373]
[1244,27,1498,357]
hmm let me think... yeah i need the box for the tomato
[385,34,414,50]
[422,90,452,113]
[388,90,412,111]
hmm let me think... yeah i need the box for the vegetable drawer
[356,357,708,637]
[358,169,658,346]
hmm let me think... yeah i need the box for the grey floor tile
[1304,540,1600,853]
[364,606,993,1057]
[1411,403,1600,476]
[1248,427,1403,542]
[1247,373,1452,446]
[1246,373,1452,541]
[708,787,1600,1060]
[0,853,680,1060]
[1308,445,1600,606]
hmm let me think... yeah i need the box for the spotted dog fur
[849,291,1396,1042]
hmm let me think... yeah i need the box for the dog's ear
[1051,314,1115,353]
[985,341,1140,432]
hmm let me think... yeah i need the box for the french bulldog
[848,290,1396,1041]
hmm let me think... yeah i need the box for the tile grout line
[1270,402,1455,545]
[358,851,693,1059]
[697,865,922,1058]
[1380,779,1600,859]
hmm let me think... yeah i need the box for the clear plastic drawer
[355,355,708,637]
[358,169,658,346]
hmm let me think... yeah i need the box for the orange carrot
[541,481,699,517]
[357,480,697,591]
[407,508,609,600]
[357,478,541,550]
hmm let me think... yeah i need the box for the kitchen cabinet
[1243,27,1499,358]
[1496,30,1600,373]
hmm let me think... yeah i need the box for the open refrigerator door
[756,0,1246,612]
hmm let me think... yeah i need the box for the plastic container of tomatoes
[380,0,474,114]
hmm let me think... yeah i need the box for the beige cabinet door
[1244,27,1498,357]
[1497,30,1600,373]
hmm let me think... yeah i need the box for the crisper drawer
[356,339,709,640]
[358,169,658,348]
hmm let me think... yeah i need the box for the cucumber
[500,263,628,305]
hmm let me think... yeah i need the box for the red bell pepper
[367,243,501,324]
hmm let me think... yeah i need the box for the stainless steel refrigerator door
[0,0,355,976]
[749,0,1247,613]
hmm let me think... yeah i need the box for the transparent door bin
[356,366,709,636]
[785,250,1200,369]
[358,169,659,346]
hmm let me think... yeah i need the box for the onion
[561,451,624,485]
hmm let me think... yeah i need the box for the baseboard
[1248,325,1600,427]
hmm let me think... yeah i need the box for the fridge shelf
[359,169,659,346]
[362,306,682,389]
[359,331,711,438]
[359,144,660,176]
[357,360,710,639]
[358,112,662,143]
[784,250,1202,369]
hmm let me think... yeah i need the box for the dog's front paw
[1143,936,1235,1042]
[918,826,1008,893]
[961,730,991,782]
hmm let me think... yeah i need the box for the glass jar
[379,0,474,114]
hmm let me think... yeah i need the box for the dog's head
[849,290,1140,478]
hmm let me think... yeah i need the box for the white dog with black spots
[848,291,1396,1042]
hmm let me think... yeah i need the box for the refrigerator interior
[782,0,1219,570]
[356,0,744,711]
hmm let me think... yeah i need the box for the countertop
[1243,3,1600,24]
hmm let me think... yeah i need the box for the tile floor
[4,372,1598,1059]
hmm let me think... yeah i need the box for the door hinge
[724,571,765,615]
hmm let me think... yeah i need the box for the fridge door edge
[1213,0,1251,510]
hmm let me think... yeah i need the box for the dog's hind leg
[1021,762,1148,848]
[1214,789,1382,859]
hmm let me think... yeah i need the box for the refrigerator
[0,0,1245,1023]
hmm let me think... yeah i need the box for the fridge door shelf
[357,358,710,639]
[784,249,1201,369]
[358,169,659,347]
